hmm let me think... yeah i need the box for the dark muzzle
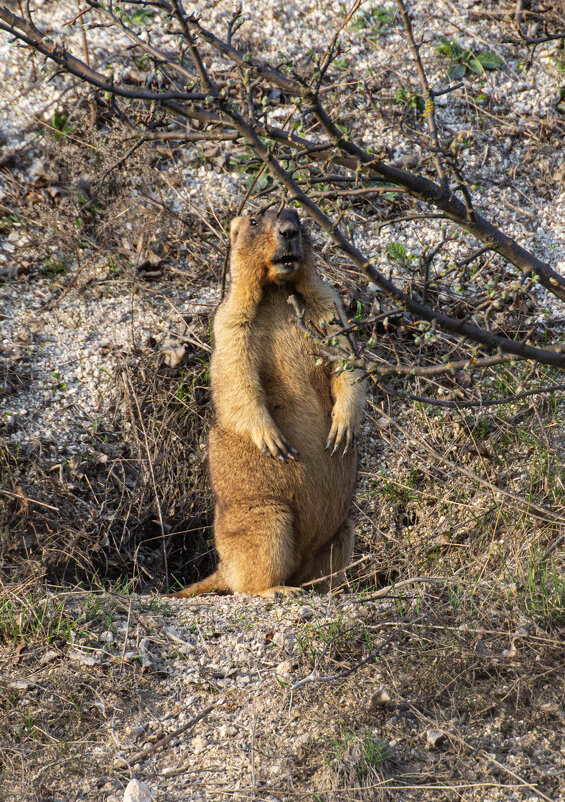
[271,212,303,270]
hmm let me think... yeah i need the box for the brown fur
[172,209,366,599]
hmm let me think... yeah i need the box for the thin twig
[361,576,449,602]
[543,532,565,559]
[121,703,215,765]
[380,381,565,409]
[396,0,448,190]
[290,615,425,692]
[0,488,59,512]
[300,554,372,589]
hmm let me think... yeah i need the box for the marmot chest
[254,290,330,408]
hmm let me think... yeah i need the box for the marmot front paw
[252,424,298,462]
[325,414,358,457]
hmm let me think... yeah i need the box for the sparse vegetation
[1,0,564,799]
[435,38,504,80]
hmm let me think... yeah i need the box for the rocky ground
[1,0,564,800]
[1,587,564,801]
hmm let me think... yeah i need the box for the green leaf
[476,51,503,70]
[255,174,270,191]
[466,57,484,75]
[386,242,407,263]
[448,63,466,81]
[436,37,463,59]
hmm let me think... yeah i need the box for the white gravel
[0,4,564,798]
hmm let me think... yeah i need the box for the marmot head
[229,208,311,285]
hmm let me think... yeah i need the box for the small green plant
[551,40,565,74]
[175,362,209,417]
[108,256,121,275]
[522,557,565,626]
[18,711,37,735]
[139,593,173,614]
[393,87,424,112]
[50,371,68,391]
[296,631,318,664]
[447,581,464,613]
[327,727,393,775]
[386,241,408,265]
[436,38,503,80]
[48,108,75,140]
[134,53,151,70]
[0,212,20,231]
[362,732,393,770]
[351,5,394,36]
[40,256,68,276]
[0,594,79,646]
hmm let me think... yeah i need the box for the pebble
[369,687,391,708]
[219,724,238,737]
[191,735,208,754]
[68,650,100,666]
[425,730,446,749]
[275,660,294,675]
[294,605,315,621]
[123,779,153,802]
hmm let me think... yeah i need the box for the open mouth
[273,254,299,272]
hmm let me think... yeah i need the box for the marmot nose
[278,223,299,241]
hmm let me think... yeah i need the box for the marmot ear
[230,217,243,245]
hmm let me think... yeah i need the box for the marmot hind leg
[216,503,298,596]
[294,517,355,592]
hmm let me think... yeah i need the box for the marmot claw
[326,423,357,457]
[257,427,297,462]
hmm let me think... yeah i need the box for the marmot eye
[249,218,258,227]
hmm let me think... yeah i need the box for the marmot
[172,208,366,598]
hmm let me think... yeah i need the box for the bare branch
[3,1,565,370]
[381,382,565,409]
[0,6,205,102]
[395,0,448,190]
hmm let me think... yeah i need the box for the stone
[295,605,314,621]
[425,730,446,749]
[219,724,237,737]
[369,687,391,709]
[191,735,208,754]
[123,779,153,802]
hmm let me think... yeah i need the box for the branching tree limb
[1,0,563,376]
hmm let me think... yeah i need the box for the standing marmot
[172,208,366,598]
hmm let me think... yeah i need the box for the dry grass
[0,110,564,801]
[0,588,173,802]
[1,115,222,592]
